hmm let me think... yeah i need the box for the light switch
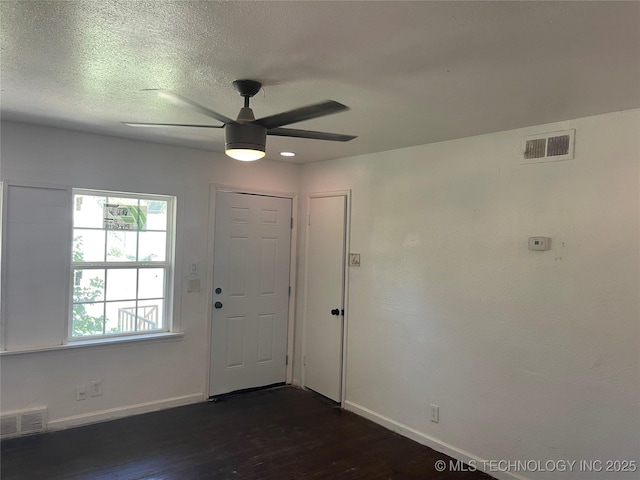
[189,263,198,274]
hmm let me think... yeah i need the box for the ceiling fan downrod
[232,79,262,122]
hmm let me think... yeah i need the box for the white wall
[2,110,638,479]
[296,109,640,479]
[0,121,299,427]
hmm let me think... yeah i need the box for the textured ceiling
[1,1,639,164]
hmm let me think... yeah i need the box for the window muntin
[70,190,173,339]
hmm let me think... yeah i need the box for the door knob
[331,308,340,316]
[214,301,223,309]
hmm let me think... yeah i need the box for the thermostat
[528,237,551,251]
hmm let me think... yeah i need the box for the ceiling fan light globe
[225,148,265,161]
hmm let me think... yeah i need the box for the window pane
[106,231,138,262]
[104,198,147,232]
[105,300,136,334]
[72,302,105,337]
[73,230,105,262]
[141,199,168,231]
[73,269,105,303]
[138,299,164,331]
[106,269,137,301]
[138,232,166,262]
[74,194,105,229]
[138,268,164,299]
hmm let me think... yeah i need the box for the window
[70,190,174,340]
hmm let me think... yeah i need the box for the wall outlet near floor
[89,380,103,397]
[430,404,439,423]
[76,385,86,401]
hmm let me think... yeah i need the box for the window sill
[0,332,184,356]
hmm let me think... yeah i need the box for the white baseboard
[48,393,205,431]
[344,400,529,480]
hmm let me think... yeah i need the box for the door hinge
[291,217,293,229]
[288,286,291,296]
[286,354,289,365]
[308,214,311,226]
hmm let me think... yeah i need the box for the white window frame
[69,188,175,342]
[0,181,4,351]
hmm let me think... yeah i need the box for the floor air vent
[522,129,575,163]
[1,408,47,439]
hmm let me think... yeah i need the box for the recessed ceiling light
[280,151,296,157]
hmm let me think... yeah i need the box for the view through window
[71,190,174,339]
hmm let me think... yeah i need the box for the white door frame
[301,190,351,406]
[205,183,298,397]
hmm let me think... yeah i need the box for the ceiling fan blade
[255,100,349,129]
[123,122,224,129]
[144,89,234,124]
[267,127,356,142]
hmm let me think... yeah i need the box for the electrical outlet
[430,404,439,423]
[76,385,86,401]
[89,380,103,397]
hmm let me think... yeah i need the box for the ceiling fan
[123,79,357,161]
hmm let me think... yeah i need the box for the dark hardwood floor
[1,387,493,479]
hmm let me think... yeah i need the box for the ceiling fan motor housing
[225,122,267,152]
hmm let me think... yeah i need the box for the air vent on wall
[521,129,575,163]
[0,408,47,439]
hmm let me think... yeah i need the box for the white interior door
[210,191,292,396]
[304,195,347,402]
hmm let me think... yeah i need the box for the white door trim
[301,190,351,406]
[205,183,298,397]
